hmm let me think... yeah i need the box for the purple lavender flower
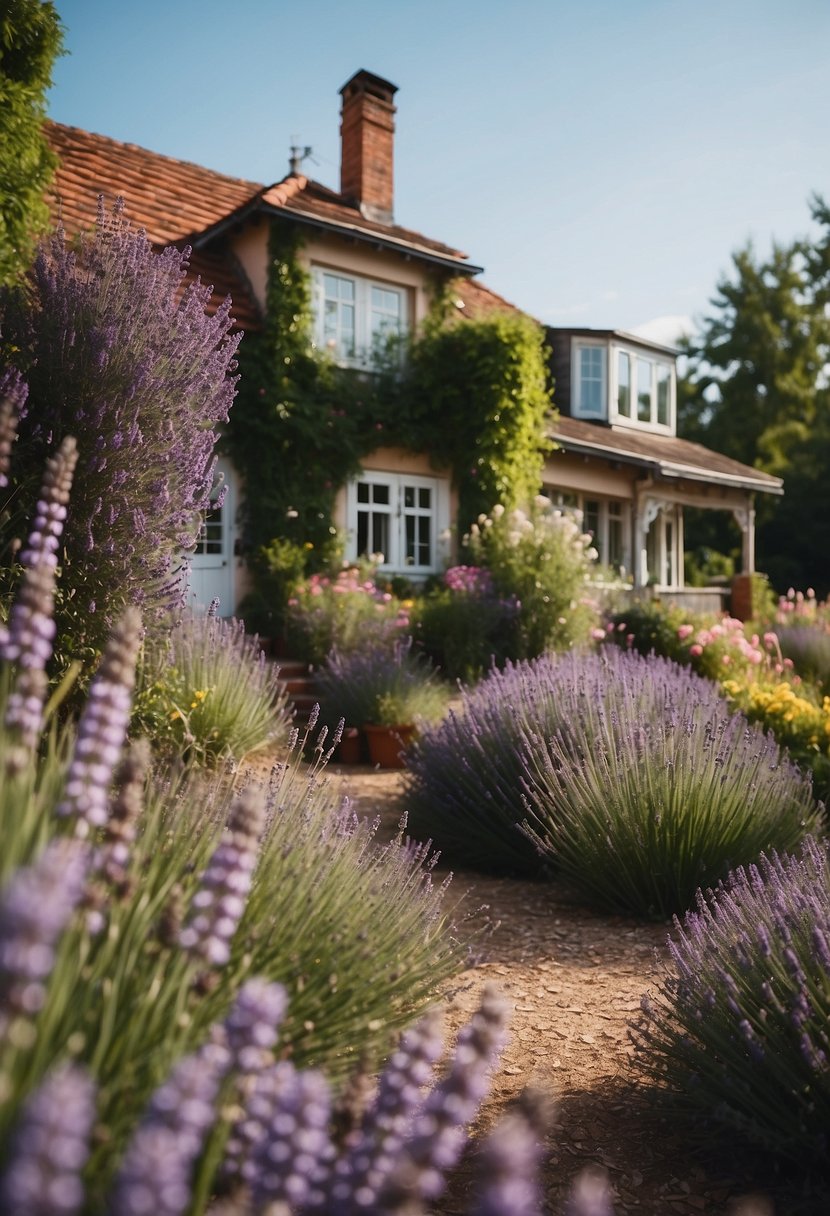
[328,1006,445,1213]
[109,1040,229,1216]
[3,198,241,651]
[179,786,265,966]
[0,838,89,1038]
[55,608,142,837]
[377,984,509,1210]
[0,1064,96,1216]
[472,1098,548,1216]
[564,1168,616,1216]
[0,369,27,489]
[1,436,78,671]
[248,1061,334,1212]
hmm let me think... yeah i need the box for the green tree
[0,0,64,287]
[679,197,830,592]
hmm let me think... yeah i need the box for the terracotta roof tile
[551,415,782,494]
[452,277,525,319]
[44,121,262,245]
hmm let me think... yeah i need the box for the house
[544,329,782,611]
[43,70,781,616]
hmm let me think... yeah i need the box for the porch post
[731,499,756,574]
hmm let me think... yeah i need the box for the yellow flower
[169,710,181,721]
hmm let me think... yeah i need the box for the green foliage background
[679,195,830,593]
[0,0,63,287]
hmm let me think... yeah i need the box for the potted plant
[315,641,447,768]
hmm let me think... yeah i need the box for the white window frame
[311,267,408,368]
[609,342,676,434]
[345,471,450,576]
[571,342,608,420]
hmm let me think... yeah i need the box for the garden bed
[307,762,828,1216]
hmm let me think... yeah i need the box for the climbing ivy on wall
[225,220,556,622]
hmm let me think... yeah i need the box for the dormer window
[570,337,675,433]
[573,343,607,418]
[312,267,407,367]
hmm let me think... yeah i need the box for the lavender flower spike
[3,437,78,759]
[0,838,89,1040]
[110,1040,229,1216]
[472,1095,549,1216]
[378,984,510,1212]
[249,1061,334,1212]
[56,608,142,837]
[180,786,265,967]
[0,1064,96,1216]
[328,1006,445,1213]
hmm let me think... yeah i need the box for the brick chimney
[339,69,398,225]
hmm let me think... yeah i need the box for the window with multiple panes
[312,268,406,366]
[347,472,446,574]
[617,351,631,418]
[574,345,606,417]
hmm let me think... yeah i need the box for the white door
[188,459,236,615]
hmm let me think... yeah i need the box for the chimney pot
[339,69,398,225]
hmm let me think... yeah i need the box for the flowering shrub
[284,562,410,666]
[134,609,292,765]
[0,451,469,1204]
[466,497,599,658]
[315,638,447,734]
[406,654,580,877]
[520,651,820,918]
[407,649,821,905]
[634,836,830,1165]
[1,200,240,655]
[413,565,520,683]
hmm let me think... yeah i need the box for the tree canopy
[0,0,64,287]
[679,196,830,594]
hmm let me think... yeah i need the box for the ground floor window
[346,472,447,575]
[545,488,631,577]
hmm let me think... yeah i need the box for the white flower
[491,504,505,519]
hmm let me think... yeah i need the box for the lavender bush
[407,649,822,901]
[413,565,520,683]
[777,621,830,695]
[135,610,291,765]
[521,649,822,917]
[0,456,469,1200]
[633,836,830,1165]
[314,638,447,735]
[0,199,240,654]
[405,654,579,876]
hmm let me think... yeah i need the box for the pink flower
[783,657,794,669]
[722,655,731,666]
[591,628,606,641]
[626,633,634,648]
[763,631,778,646]
[677,624,694,640]
[690,644,703,657]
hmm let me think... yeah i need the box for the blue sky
[47,0,829,345]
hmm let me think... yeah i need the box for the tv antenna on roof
[289,141,316,175]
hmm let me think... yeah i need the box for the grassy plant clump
[0,447,468,1202]
[633,836,830,1166]
[315,639,447,732]
[521,650,822,918]
[134,610,292,765]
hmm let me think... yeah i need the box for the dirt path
[321,765,823,1216]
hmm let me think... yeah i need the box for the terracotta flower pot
[335,726,363,765]
[364,723,416,769]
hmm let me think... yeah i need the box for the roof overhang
[551,428,784,496]
[194,198,482,277]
